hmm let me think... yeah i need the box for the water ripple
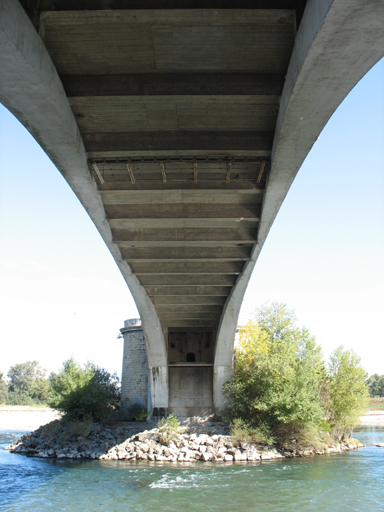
[1,429,383,512]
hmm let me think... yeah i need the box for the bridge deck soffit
[16,4,299,330]
[11,0,383,336]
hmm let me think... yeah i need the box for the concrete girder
[214,0,384,410]
[0,0,169,408]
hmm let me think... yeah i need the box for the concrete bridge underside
[1,0,383,415]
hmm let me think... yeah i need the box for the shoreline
[5,419,364,462]
[1,407,383,463]
[1,406,384,432]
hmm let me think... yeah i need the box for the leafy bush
[224,303,369,443]
[49,358,121,421]
[224,303,325,436]
[230,418,274,446]
[121,403,151,422]
[326,346,368,435]
[6,391,36,406]
[157,414,181,444]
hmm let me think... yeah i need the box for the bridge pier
[121,318,235,417]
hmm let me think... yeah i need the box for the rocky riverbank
[5,419,363,462]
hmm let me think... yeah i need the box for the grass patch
[367,398,384,410]
[158,414,183,444]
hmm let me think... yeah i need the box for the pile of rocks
[5,419,363,462]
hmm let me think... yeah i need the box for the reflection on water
[1,429,383,512]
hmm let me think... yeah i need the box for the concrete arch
[0,0,168,407]
[1,0,384,415]
[214,0,384,409]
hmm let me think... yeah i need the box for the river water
[1,428,383,512]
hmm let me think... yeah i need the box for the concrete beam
[131,261,245,274]
[105,203,262,220]
[0,0,168,407]
[110,218,259,229]
[24,1,306,12]
[138,275,238,286]
[63,73,284,97]
[145,286,232,296]
[121,246,251,261]
[40,8,295,25]
[213,0,384,411]
[161,313,220,319]
[161,320,217,328]
[157,304,223,312]
[152,296,227,306]
[99,180,264,191]
[100,190,263,205]
[83,131,274,154]
[112,227,257,242]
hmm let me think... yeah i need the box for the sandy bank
[0,406,61,431]
[1,407,383,432]
[357,410,384,428]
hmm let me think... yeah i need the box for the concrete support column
[148,366,168,415]
[213,365,233,414]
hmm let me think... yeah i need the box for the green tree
[7,361,51,405]
[326,346,369,435]
[223,303,326,441]
[49,358,121,421]
[0,372,8,405]
[366,374,384,398]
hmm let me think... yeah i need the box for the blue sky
[0,59,383,378]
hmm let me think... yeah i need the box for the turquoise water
[1,429,383,512]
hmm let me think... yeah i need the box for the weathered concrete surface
[120,319,149,412]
